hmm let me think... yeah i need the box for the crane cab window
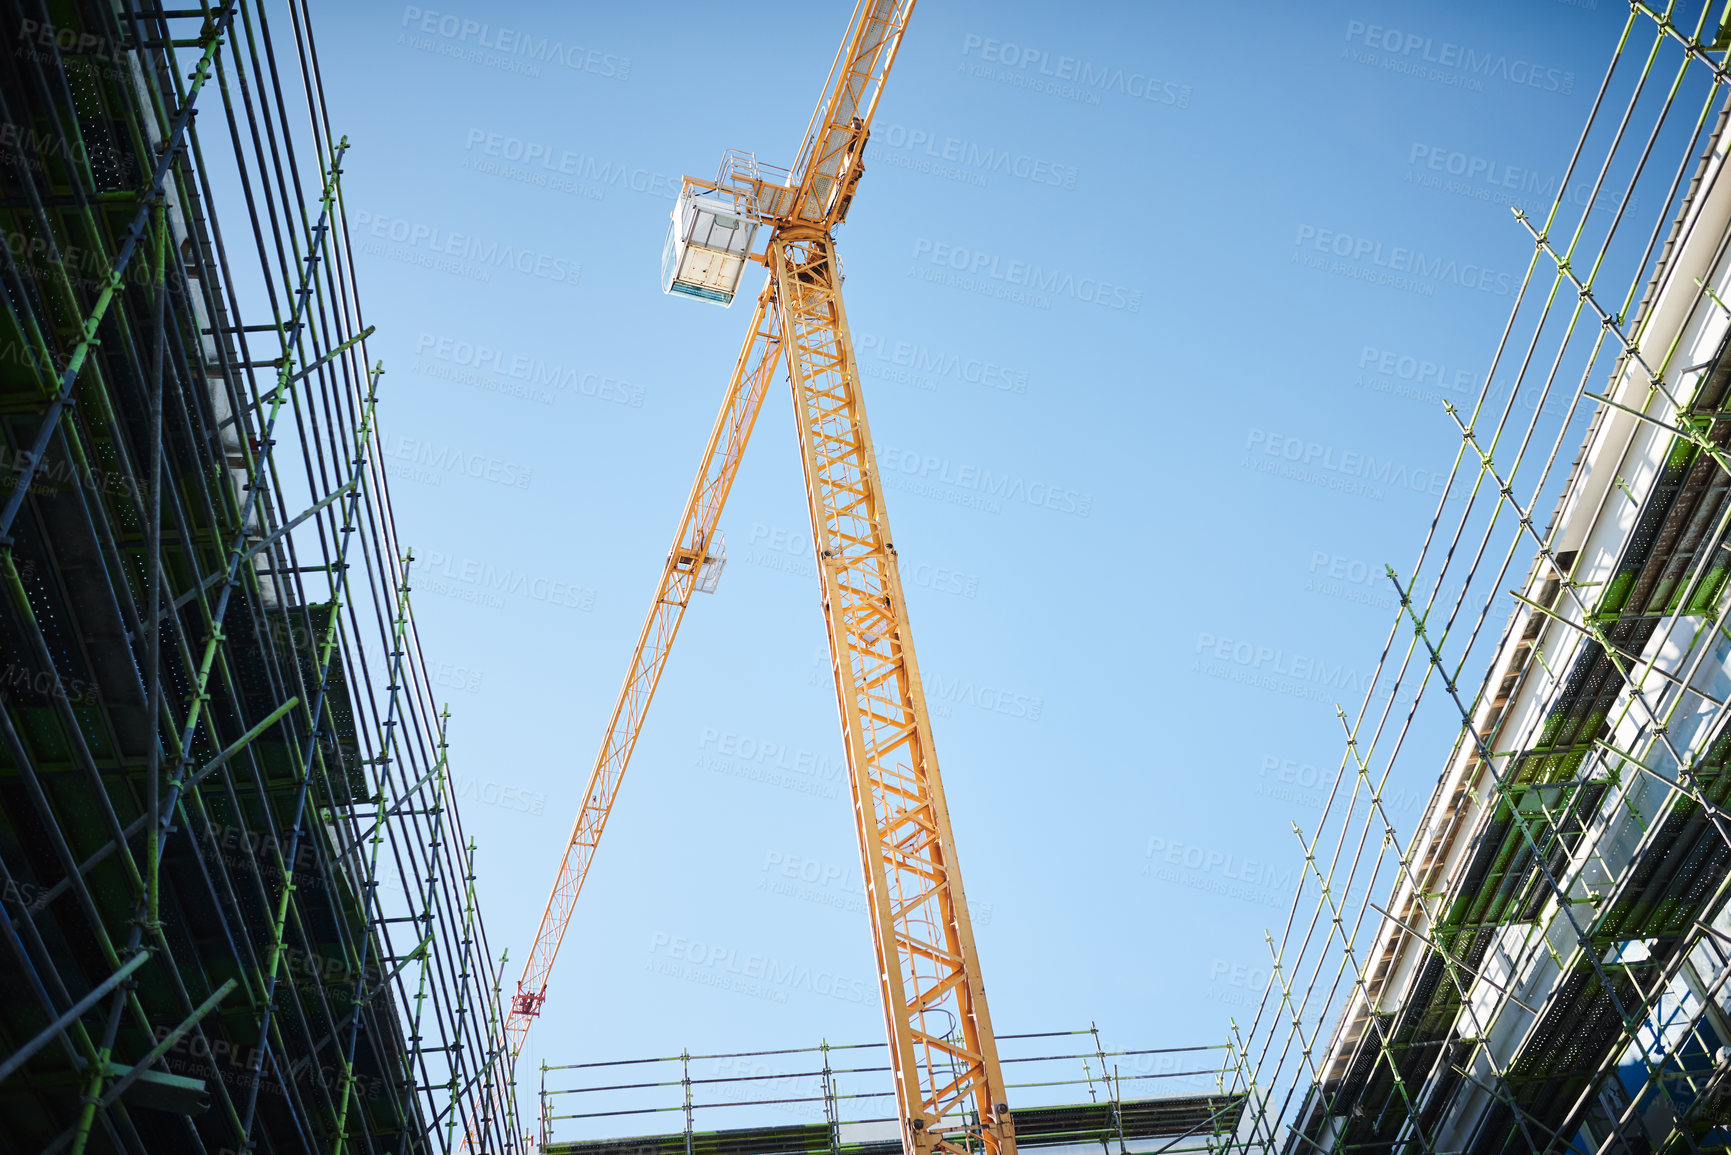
[661,187,758,306]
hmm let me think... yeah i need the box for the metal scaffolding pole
[0,2,520,1151]
[1229,6,1731,1154]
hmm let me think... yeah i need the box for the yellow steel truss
[773,233,1012,1155]
[505,288,782,1057]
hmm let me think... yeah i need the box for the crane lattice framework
[502,5,1018,1155]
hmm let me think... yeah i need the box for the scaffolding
[0,2,518,1152]
[535,1029,1246,1155]
[1229,5,1731,1153]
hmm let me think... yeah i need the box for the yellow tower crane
[504,6,1015,1155]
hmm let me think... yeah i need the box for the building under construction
[0,3,518,1153]
[18,3,1731,1155]
[1228,6,1731,1154]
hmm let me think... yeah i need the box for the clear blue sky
[306,0,1627,1134]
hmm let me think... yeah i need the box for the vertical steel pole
[683,1048,695,1155]
[145,193,167,932]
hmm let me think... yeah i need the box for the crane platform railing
[675,151,799,232]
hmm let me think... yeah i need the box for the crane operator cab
[661,183,759,306]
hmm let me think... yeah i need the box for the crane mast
[772,232,1014,1155]
[502,6,1016,1155]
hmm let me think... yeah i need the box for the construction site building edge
[0,3,522,1154]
